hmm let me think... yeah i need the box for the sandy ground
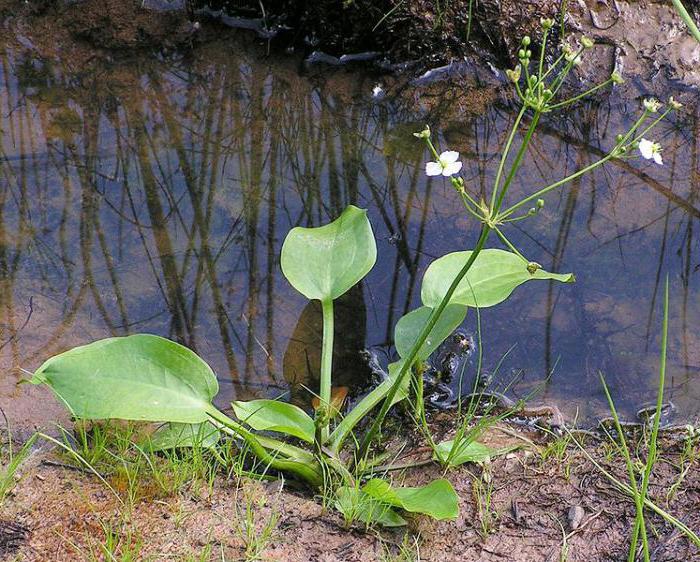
[1,424,699,561]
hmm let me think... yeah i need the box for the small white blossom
[639,138,663,165]
[372,84,384,98]
[643,98,661,113]
[425,151,463,177]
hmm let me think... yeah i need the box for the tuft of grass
[0,427,37,505]
[234,484,280,561]
[380,533,422,562]
[567,278,700,559]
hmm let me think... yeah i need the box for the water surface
[1,30,699,427]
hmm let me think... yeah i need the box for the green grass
[0,428,37,505]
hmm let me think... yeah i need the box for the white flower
[425,151,463,177]
[372,84,384,98]
[643,98,661,113]
[638,138,663,165]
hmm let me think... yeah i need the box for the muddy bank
[4,0,700,89]
[1,424,699,560]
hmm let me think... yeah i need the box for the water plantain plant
[29,22,678,526]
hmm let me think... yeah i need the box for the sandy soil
[1,424,699,561]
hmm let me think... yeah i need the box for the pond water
[1,29,699,428]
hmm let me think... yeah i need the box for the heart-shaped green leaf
[434,439,499,467]
[231,399,315,444]
[421,249,574,309]
[394,304,467,361]
[145,422,221,452]
[362,478,459,520]
[281,205,377,302]
[30,334,218,423]
[335,486,407,527]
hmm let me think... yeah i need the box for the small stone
[568,505,585,530]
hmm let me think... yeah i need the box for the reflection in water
[0,33,699,427]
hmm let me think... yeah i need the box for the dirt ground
[1,423,699,561]
[3,0,699,89]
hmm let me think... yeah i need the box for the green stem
[319,298,334,442]
[354,224,492,464]
[500,110,648,220]
[547,78,613,110]
[493,111,542,212]
[672,0,700,44]
[490,106,527,211]
[208,408,323,487]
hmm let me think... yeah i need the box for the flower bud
[413,125,431,139]
[536,198,545,209]
[518,49,527,60]
[527,262,542,274]
[540,18,554,30]
[529,75,538,87]
[506,66,521,83]
[668,96,682,110]
[522,36,531,46]
[610,71,624,85]
[615,133,624,144]
[581,36,594,49]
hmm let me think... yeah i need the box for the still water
[1,30,699,428]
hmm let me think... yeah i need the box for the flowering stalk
[353,24,678,465]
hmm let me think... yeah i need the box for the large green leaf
[231,399,315,444]
[30,335,218,423]
[335,486,407,527]
[421,249,574,309]
[280,205,377,302]
[434,439,498,467]
[394,304,467,361]
[362,478,459,520]
[145,422,221,452]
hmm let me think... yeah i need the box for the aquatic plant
[28,22,678,526]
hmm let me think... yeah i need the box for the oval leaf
[421,249,574,309]
[30,335,218,423]
[394,304,467,361]
[281,205,377,302]
[335,486,407,527]
[362,478,459,520]
[231,399,315,444]
[434,439,497,467]
[145,422,221,452]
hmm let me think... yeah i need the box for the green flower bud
[540,18,554,30]
[506,66,522,83]
[581,36,594,49]
[536,198,545,209]
[522,36,531,46]
[413,125,431,139]
[527,262,542,274]
[615,133,624,143]
[610,71,624,85]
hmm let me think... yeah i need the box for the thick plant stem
[208,408,324,487]
[355,224,492,463]
[319,299,334,442]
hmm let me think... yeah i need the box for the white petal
[638,139,653,159]
[439,150,460,164]
[425,161,442,176]
[442,161,463,176]
[653,152,663,165]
